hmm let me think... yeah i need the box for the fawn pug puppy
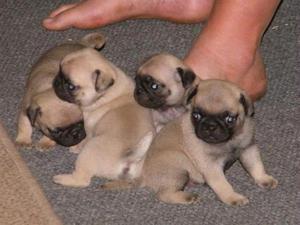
[181,80,277,205]
[103,80,278,206]
[52,47,155,187]
[15,33,105,148]
[27,89,85,148]
[134,53,199,130]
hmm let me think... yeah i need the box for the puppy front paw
[53,174,90,187]
[33,136,56,151]
[222,193,249,206]
[53,174,71,186]
[35,142,56,151]
[15,140,33,149]
[256,175,278,189]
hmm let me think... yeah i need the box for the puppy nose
[208,124,217,131]
[71,130,79,138]
[204,120,218,131]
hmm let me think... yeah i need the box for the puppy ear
[81,32,106,51]
[26,106,41,126]
[176,67,196,88]
[184,85,198,105]
[239,93,254,117]
[93,69,115,93]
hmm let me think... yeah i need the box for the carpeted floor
[0,0,299,225]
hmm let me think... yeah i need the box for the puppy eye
[151,83,159,90]
[192,112,202,121]
[68,84,75,91]
[67,83,76,91]
[225,115,236,124]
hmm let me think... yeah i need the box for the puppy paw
[53,174,90,187]
[222,193,249,206]
[158,191,199,205]
[15,140,33,149]
[34,136,56,151]
[184,193,199,204]
[256,175,278,189]
[53,174,71,186]
[34,142,55,151]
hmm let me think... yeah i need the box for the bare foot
[184,0,280,101]
[184,35,267,101]
[43,0,214,30]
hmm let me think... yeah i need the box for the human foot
[184,0,280,101]
[43,0,214,30]
[184,35,267,101]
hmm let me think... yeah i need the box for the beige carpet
[0,122,62,225]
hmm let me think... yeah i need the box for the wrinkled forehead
[63,48,99,65]
[193,81,240,114]
[61,48,116,80]
[61,49,96,75]
[138,55,186,83]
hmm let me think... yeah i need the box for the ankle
[184,41,266,101]
[252,76,267,100]
[239,59,267,101]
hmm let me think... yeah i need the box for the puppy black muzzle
[48,120,86,147]
[53,71,76,103]
[194,118,233,144]
[134,75,166,109]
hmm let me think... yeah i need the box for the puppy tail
[80,32,106,50]
[124,131,154,163]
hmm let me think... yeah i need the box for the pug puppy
[103,80,278,206]
[134,53,199,130]
[180,80,277,205]
[52,47,155,187]
[15,33,106,148]
[27,89,85,148]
